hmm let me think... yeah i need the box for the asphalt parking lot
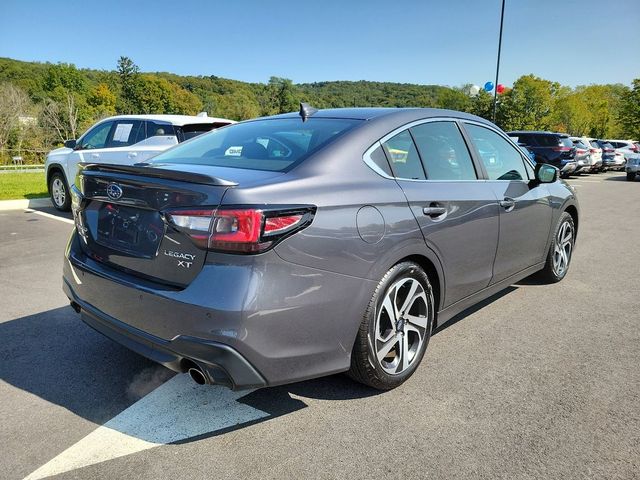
[1,171,638,480]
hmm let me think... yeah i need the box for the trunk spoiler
[78,163,238,187]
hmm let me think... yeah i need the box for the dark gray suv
[64,107,579,391]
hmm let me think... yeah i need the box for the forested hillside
[0,56,637,164]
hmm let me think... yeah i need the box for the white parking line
[23,374,271,480]
[24,209,74,225]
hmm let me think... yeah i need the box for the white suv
[45,114,234,210]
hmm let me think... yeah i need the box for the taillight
[552,146,572,152]
[165,206,315,254]
[589,148,597,153]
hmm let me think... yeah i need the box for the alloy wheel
[374,277,429,375]
[51,178,66,207]
[552,220,573,277]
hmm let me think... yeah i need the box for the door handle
[90,153,100,159]
[423,203,447,217]
[499,197,516,212]
[127,152,138,158]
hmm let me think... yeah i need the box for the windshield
[559,137,574,147]
[151,118,362,172]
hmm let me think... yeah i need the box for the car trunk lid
[73,163,237,288]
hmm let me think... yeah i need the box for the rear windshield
[559,136,574,147]
[151,118,361,172]
[590,140,600,148]
[536,135,560,147]
[177,122,232,142]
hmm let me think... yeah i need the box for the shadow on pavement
[433,286,518,335]
[0,305,376,445]
[605,174,636,182]
[27,199,73,220]
[1,281,526,445]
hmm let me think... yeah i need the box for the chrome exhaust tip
[187,367,209,385]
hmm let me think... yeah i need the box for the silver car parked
[64,107,579,391]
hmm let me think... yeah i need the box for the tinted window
[178,123,218,142]
[367,144,393,176]
[79,121,113,150]
[410,122,476,180]
[146,122,176,138]
[590,140,600,148]
[382,130,425,180]
[150,118,361,172]
[536,135,560,147]
[559,136,574,148]
[108,120,145,147]
[465,124,528,181]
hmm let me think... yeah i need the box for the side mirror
[535,163,558,183]
[64,139,77,149]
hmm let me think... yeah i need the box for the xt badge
[164,250,196,269]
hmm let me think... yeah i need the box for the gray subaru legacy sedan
[64,106,578,391]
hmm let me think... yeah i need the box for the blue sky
[1,0,638,87]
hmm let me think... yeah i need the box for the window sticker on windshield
[225,146,243,156]
[113,123,133,142]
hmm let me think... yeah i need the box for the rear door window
[108,120,145,147]
[410,121,477,180]
[465,124,529,181]
[381,130,426,180]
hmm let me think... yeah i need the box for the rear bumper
[63,231,374,388]
[560,162,577,174]
[65,280,266,390]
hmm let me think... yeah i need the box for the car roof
[264,107,493,124]
[508,130,558,135]
[99,114,235,126]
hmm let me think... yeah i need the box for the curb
[0,197,51,211]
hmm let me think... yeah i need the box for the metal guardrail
[0,164,45,172]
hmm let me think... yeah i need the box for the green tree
[87,83,117,120]
[116,56,142,114]
[617,79,640,139]
[496,75,559,131]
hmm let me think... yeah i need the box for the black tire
[49,171,71,211]
[627,172,636,181]
[348,261,434,390]
[536,212,575,284]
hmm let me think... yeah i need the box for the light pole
[492,0,506,123]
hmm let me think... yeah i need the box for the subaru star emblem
[106,183,123,200]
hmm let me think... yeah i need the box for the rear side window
[366,144,393,176]
[410,122,477,180]
[465,124,528,181]
[146,122,176,138]
[150,117,361,172]
[381,130,426,180]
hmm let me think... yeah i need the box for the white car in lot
[570,136,603,173]
[605,139,638,172]
[45,114,234,210]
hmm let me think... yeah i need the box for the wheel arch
[391,253,444,316]
[564,204,578,237]
[46,163,67,193]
